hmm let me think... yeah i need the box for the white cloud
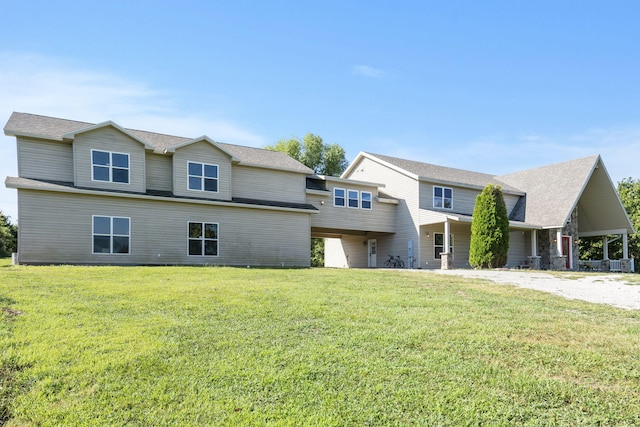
[352,65,384,78]
[0,53,266,221]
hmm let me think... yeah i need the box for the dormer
[165,136,240,201]
[65,121,154,194]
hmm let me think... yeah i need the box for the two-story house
[326,152,635,272]
[4,112,635,271]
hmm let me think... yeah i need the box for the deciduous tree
[0,211,17,257]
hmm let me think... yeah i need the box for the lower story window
[93,216,130,254]
[434,233,454,259]
[188,222,219,256]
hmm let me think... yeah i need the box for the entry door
[562,236,571,269]
[368,239,377,268]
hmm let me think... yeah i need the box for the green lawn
[1,262,639,426]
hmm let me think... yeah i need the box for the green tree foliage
[266,133,348,176]
[579,177,640,271]
[469,184,510,269]
[0,211,18,257]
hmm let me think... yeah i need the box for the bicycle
[383,255,404,268]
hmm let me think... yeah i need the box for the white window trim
[433,186,453,210]
[334,187,346,207]
[92,215,131,255]
[187,221,220,257]
[347,189,359,209]
[433,232,454,260]
[91,149,130,184]
[361,191,372,210]
[187,161,219,193]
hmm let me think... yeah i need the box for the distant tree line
[0,211,17,257]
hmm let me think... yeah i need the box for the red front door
[562,236,571,269]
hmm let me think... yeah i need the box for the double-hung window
[347,190,359,208]
[434,233,454,259]
[188,162,218,192]
[434,186,453,209]
[361,191,372,209]
[188,222,219,256]
[334,188,346,207]
[92,150,129,183]
[93,216,130,254]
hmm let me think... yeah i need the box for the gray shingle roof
[498,155,600,227]
[4,112,312,174]
[364,152,523,193]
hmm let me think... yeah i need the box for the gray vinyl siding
[308,183,395,233]
[172,141,232,201]
[419,182,521,216]
[16,189,310,266]
[347,157,420,266]
[17,137,73,181]
[506,229,530,268]
[146,153,173,191]
[324,235,369,268]
[232,165,306,203]
[73,127,146,193]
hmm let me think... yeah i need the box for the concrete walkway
[430,269,640,310]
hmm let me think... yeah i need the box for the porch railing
[578,259,633,272]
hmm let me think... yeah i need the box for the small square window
[91,150,129,184]
[188,162,219,192]
[361,192,372,210]
[348,190,359,208]
[188,221,219,256]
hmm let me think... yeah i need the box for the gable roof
[347,152,523,194]
[499,155,634,232]
[4,112,312,174]
[62,121,155,150]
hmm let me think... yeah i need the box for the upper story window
[188,162,218,192]
[334,188,345,207]
[93,215,130,254]
[434,186,453,209]
[347,190,359,208]
[92,150,129,184]
[334,188,373,210]
[361,191,372,210]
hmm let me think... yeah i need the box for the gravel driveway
[431,269,640,310]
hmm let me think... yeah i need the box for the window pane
[435,247,443,259]
[204,164,218,178]
[434,233,444,245]
[444,188,452,198]
[434,187,442,197]
[204,240,218,256]
[93,216,111,234]
[112,218,129,235]
[112,236,130,254]
[204,223,218,239]
[189,222,202,238]
[93,166,110,181]
[112,153,129,168]
[362,200,371,209]
[444,199,452,209]
[188,239,202,256]
[112,168,129,183]
[204,178,218,192]
[92,150,110,166]
[188,162,202,176]
[334,189,345,197]
[348,190,359,208]
[361,192,371,209]
[189,176,202,190]
[93,235,111,253]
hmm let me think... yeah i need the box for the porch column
[530,230,537,256]
[556,229,563,255]
[603,236,609,260]
[623,233,629,259]
[441,220,453,270]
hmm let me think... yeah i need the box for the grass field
[1,262,640,426]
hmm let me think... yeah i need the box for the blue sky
[2,1,640,221]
